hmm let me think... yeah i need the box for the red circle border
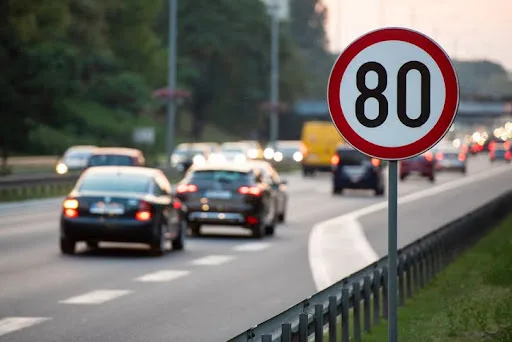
[327,27,460,160]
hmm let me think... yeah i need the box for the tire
[251,214,266,239]
[429,175,435,183]
[332,187,342,195]
[60,237,76,255]
[302,167,312,177]
[86,241,99,249]
[150,223,167,256]
[375,186,385,196]
[189,223,201,236]
[461,167,467,175]
[171,220,186,250]
[399,174,407,181]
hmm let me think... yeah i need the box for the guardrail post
[314,304,323,342]
[426,243,433,283]
[372,268,381,326]
[328,296,337,342]
[382,266,389,320]
[363,276,371,333]
[352,281,362,342]
[405,254,412,298]
[299,313,308,342]
[398,255,405,306]
[281,323,292,342]
[412,248,419,293]
[341,287,350,342]
[418,248,425,288]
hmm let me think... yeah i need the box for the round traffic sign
[327,27,459,160]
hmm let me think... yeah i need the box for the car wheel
[86,241,99,249]
[399,174,407,181]
[251,215,266,239]
[60,237,76,255]
[332,187,343,195]
[461,168,467,175]
[150,223,167,256]
[189,223,201,236]
[429,175,435,183]
[171,220,186,250]
[277,211,286,223]
[375,186,385,196]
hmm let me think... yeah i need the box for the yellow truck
[300,120,345,176]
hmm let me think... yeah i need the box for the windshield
[189,170,251,184]
[174,149,205,157]
[64,151,92,160]
[79,174,151,193]
[88,154,134,166]
[221,148,244,154]
[337,149,369,166]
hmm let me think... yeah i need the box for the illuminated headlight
[273,152,283,162]
[234,154,247,163]
[247,149,258,159]
[209,153,226,163]
[264,148,274,160]
[293,151,303,162]
[56,163,68,175]
[193,154,206,166]
[453,139,461,148]
[171,155,180,166]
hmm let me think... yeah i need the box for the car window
[188,170,252,184]
[88,154,134,166]
[336,149,370,166]
[64,151,92,160]
[78,174,152,193]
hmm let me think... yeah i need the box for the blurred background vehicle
[86,148,146,169]
[55,145,97,175]
[400,151,436,182]
[60,166,185,256]
[170,143,212,173]
[246,160,288,223]
[331,144,385,196]
[433,144,468,174]
[237,140,264,159]
[218,142,252,163]
[488,140,511,163]
[263,140,302,164]
[300,121,345,177]
[175,163,277,238]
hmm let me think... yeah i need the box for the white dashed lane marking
[135,270,190,282]
[59,290,133,305]
[232,242,272,252]
[0,317,51,337]
[191,255,235,266]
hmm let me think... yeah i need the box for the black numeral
[354,61,431,128]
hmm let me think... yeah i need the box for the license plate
[90,202,125,215]
[204,190,232,199]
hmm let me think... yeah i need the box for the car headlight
[234,154,247,163]
[273,152,283,162]
[247,149,258,159]
[293,151,303,162]
[192,154,206,166]
[264,148,274,160]
[56,163,68,175]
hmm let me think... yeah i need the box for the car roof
[66,145,97,151]
[90,147,142,156]
[82,166,162,177]
[188,162,253,173]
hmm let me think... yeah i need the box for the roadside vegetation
[361,212,512,342]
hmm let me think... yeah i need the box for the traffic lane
[359,161,512,257]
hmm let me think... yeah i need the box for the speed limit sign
[327,27,459,160]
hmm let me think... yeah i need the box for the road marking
[233,242,272,252]
[0,317,51,337]
[135,270,190,282]
[191,255,235,266]
[59,290,133,304]
[308,162,512,291]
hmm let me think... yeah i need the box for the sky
[322,0,512,71]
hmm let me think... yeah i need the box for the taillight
[458,153,466,162]
[506,151,511,160]
[331,154,340,165]
[176,184,198,193]
[435,152,443,160]
[488,141,496,151]
[63,198,79,218]
[64,209,78,218]
[173,201,182,210]
[300,143,308,157]
[135,200,152,221]
[505,141,511,150]
[371,158,380,167]
[238,186,261,196]
[424,152,433,162]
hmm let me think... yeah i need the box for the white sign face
[261,0,289,21]
[327,28,459,160]
[133,127,156,145]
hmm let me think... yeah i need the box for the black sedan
[175,163,277,238]
[60,166,185,256]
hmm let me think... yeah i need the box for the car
[218,143,251,163]
[399,151,436,182]
[300,120,345,176]
[263,140,302,164]
[59,166,185,256]
[433,145,467,174]
[86,147,146,169]
[170,143,211,172]
[246,160,288,222]
[236,140,264,159]
[331,144,385,196]
[489,140,511,162]
[55,145,97,175]
[175,163,277,238]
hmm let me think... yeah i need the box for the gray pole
[269,1,280,150]
[166,0,178,165]
[388,160,398,342]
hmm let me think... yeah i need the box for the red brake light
[238,186,261,196]
[505,141,510,150]
[300,143,308,157]
[135,200,152,221]
[173,201,182,210]
[458,153,466,162]
[506,151,511,160]
[424,152,433,162]
[331,154,340,165]
[64,209,78,218]
[371,158,380,167]
[435,152,444,160]
[176,184,198,193]
[63,198,79,218]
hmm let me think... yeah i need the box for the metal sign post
[327,27,460,342]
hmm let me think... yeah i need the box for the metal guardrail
[228,190,512,342]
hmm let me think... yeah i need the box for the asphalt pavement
[0,154,508,341]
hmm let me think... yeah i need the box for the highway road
[0,154,510,341]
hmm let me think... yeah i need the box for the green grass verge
[356,213,512,342]
[0,184,75,202]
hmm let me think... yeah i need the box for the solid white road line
[135,270,190,282]
[232,242,272,252]
[191,255,235,266]
[308,162,512,291]
[59,290,133,304]
[0,317,51,337]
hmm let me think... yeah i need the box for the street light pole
[269,0,280,150]
[166,0,178,165]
